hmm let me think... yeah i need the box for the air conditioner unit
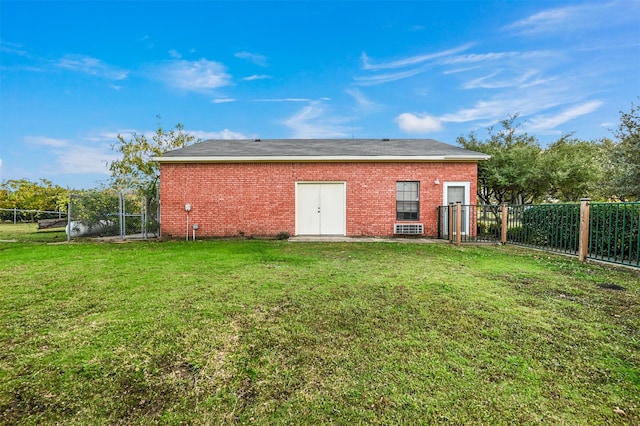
[394,223,424,235]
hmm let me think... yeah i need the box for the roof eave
[153,155,490,163]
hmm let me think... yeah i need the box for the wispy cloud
[25,135,116,175]
[243,74,271,81]
[397,84,599,136]
[439,51,518,65]
[0,39,30,57]
[211,98,236,104]
[361,44,473,70]
[462,69,551,89]
[54,54,129,80]
[255,98,312,102]
[190,129,249,140]
[503,2,635,36]
[346,88,382,113]
[168,49,182,59]
[235,51,268,67]
[155,59,231,92]
[527,101,603,131]
[25,136,70,148]
[283,101,351,138]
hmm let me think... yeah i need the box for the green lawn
[1,231,638,424]
[0,223,66,243]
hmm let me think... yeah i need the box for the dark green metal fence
[437,202,640,269]
[589,202,639,267]
[507,204,581,256]
[437,204,502,243]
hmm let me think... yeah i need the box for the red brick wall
[159,162,478,238]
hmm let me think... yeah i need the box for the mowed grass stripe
[0,238,638,425]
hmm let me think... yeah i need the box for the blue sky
[1,0,639,189]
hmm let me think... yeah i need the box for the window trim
[396,181,420,221]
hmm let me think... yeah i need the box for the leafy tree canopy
[542,135,608,202]
[109,117,199,197]
[609,101,640,200]
[0,178,69,211]
[457,114,545,204]
[458,114,610,204]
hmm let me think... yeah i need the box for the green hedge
[507,203,639,264]
[508,204,580,253]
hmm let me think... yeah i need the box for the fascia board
[153,155,490,162]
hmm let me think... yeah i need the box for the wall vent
[394,223,424,235]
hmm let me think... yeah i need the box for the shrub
[590,203,639,262]
[512,204,580,252]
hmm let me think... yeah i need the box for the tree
[109,118,199,197]
[0,178,69,211]
[609,102,640,200]
[542,136,607,201]
[457,114,545,205]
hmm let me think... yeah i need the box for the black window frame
[396,181,420,221]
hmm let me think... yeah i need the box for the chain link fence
[1,208,67,224]
[67,190,159,240]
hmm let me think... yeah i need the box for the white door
[296,183,345,235]
[443,182,470,235]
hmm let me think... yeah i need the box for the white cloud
[57,145,117,174]
[283,102,351,138]
[503,2,635,36]
[235,51,268,67]
[168,49,182,59]
[25,136,71,148]
[190,129,248,140]
[55,54,129,80]
[157,59,231,92]
[354,64,433,86]
[462,69,549,90]
[243,74,271,81]
[0,39,29,57]
[346,88,381,113]
[25,134,116,175]
[255,98,312,102]
[439,52,518,65]
[396,113,443,133]
[527,101,603,131]
[211,98,236,104]
[361,44,473,70]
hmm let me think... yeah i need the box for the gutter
[152,154,491,163]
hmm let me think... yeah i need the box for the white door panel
[296,183,345,235]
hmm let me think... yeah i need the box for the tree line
[1,103,638,212]
[458,102,639,204]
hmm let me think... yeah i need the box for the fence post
[456,201,462,246]
[67,195,73,242]
[578,198,591,262]
[448,203,454,244]
[501,203,508,244]
[119,193,125,240]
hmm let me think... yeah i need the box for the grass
[0,227,638,424]
[0,223,66,243]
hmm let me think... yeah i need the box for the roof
[155,139,490,163]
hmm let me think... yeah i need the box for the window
[396,181,419,220]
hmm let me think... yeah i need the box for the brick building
[155,139,489,238]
